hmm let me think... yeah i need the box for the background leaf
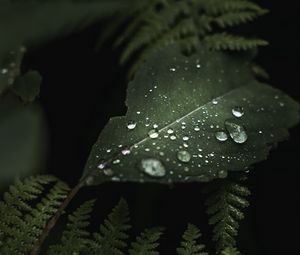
[83,44,299,186]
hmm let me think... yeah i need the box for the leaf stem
[29,177,87,255]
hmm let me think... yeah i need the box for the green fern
[48,199,95,255]
[221,247,241,255]
[0,175,69,255]
[104,0,268,77]
[87,198,131,255]
[204,173,250,254]
[176,224,208,255]
[129,227,164,255]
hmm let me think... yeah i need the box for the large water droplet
[139,159,166,178]
[232,106,244,118]
[225,120,248,144]
[177,150,191,163]
[215,131,228,142]
[127,121,137,130]
[148,129,159,139]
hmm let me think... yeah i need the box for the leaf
[83,44,299,186]
[11,70,42,103]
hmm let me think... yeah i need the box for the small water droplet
[225,120,248,144]
[113,159,121,165]
[170,135,177,140]
[97,163,105,169]
[215,131,228,142]
[103,169,114,176]
[182,136,189,141]
[194,126,200,131]
[279,102,285,107]
[196,64,201,68]
[138,159,166,178]
[167,128,174,134]
[137,111,141,115]
[153,124,159,128]
[127,121,137,130]
[122,149,131,155]
[148,129,159,139]
[212,99,218,105]
[170,67,176,72]
[232,106,244,118]
[218,170,228,179]
[177,150,191,163]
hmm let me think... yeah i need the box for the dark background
[23,1,299,254]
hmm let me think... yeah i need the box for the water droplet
[153,124,159,128]
[177,150,191,163]
[122,149,131,155]
[103,169,114,176]
[182,136,189,141]
[170,67,176,72]
[225,120,248,144]
[196,64,201,68]
[127,121,137,130]
[137,111,141,115]
[85,176,94,185]
[167,128,174,134]
[212,99,218,105]
[232,106,244,118]
[218,170,228,179]
[148,129,159,139]
[279,102,285,107]
[138,159,166,178]
[170,135,177,140]
[97,163,105,169]
[113,159,121,165]
[215,131,228,142]
[194,126,200,131]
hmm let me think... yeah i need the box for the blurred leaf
[11,70,42,103]
[0,94,48,187]
[83,44,299,186]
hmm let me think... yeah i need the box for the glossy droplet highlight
[122,149,131,155]
[215,131,228,142]
[232,106,244,118]
[225,120,248,144]
[148,129,159,139]
[139,159,166,178]
[167,128,174,134]
[127,121,137,130]
[177,150,191,163]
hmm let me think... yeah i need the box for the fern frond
[203,33,268,51]
[129,227,164,255]
[221,247,241,255]
[176,224,208,255]
[204,173,250,254]
[88,198,131,255]
[0,175,69,255]
[48,199,96,255]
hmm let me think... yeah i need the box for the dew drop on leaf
[194,126,200,131]
[170,135,177,140]
[182,136,189,141]
[97,163,105,169]
[127,121,137,130]
[122,149,131,155]
[138,159,166,178]
[113,159,121,165]
[225,120,248,144]
[1,68,8,75]
[232,106,244,118]
[167,128,174,134]
[215,131,228,142]
[148,129,159,139]
[177,150,191,163]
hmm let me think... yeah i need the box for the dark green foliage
[221,247,241,255]
[11,71,42,103]
[84,44,299,186]
[48,200,96,255]
[87,198,131,255]
[0,175,70,255]
[204,173,250,254]
[129,227,164,255]
[176,224,208,255]
[104,0,268,76]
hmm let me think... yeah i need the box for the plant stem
[29,177,86,255]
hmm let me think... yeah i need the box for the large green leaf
[83,44,299,185]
